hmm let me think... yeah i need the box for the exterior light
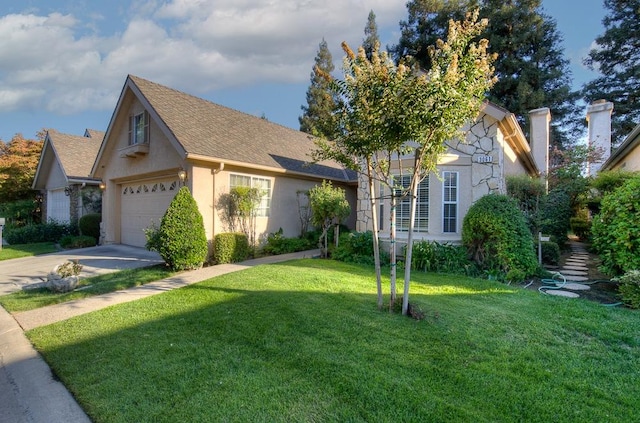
[64,186,72,196]
[178,169,187,183]
[99,181,106,190]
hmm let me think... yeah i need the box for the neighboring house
[91,75,356,248]
[356,102,550,244]
[32,129,104,224]
[600,122,640,172]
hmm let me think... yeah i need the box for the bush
[59,235,97,249]
[592,177,640,275]
[410,240,478,275]
[616,270,640,309]
[214,233,250,264]
[462,194,538,277]
[4,221,75,244]
[570,216,591,240]
[540,241,560,265]
[79,213,101,242]
[539,188,572,249]
[332,231,388,265]
[154,187,208,270]
[261,229,313,255]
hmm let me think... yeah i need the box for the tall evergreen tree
[583,0,640,146]
[363,10,380,60]
[393,0,580,148]
[299,39,340,140]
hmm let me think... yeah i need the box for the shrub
[506,175,545,232]
[505,268,526,284]
[261,229,313,255]
[539,188,572,249]
[592,177,640,275]
[154,187,208,270]
[462,194,538,277]
[79,213,101,242]
[616,270,640,309]
[4,221,75,244]
[540,241,560,265]
[332,231,388,265]
[59,235,97,249]
[410,240,477,275]
[569,216,591,240]
[214,233,250,264]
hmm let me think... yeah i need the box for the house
[91,75,356,248]
[600,122,640,172]
[32,129,104,224]
[355,102,550,244]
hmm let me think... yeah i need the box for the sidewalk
[0,249,319,423]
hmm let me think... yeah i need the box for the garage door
[47,188,70,223]
[120,179,179,247]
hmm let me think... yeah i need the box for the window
[230,174,272,217]
[396,175,429,232]
[129,111,149,145]
[443,171,458,233]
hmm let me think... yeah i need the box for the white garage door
[120,179,179,247]
[47,188,70,223]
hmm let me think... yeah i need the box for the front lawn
[0,265,175,312]
[28,260,639,422]
[0,242,58,260]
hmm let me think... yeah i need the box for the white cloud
[0,0,407,114]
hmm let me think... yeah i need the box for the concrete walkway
[0,249,319,423]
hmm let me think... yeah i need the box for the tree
[583,0,640,146]
[0,134,43,202]
[315,11,496,315]
[393,0,580,149]
[308,180,351,258]
[363,10,380,61]
[299,39,341,140]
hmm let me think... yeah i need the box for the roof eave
[499,113,539,176]
[601,122,640,171]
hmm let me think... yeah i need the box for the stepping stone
[565,259,588,265]
[559,269,589,276]
[562,265,588,271]
[561,282,591,291]
[545,290,580,298]
[564,275,589,282]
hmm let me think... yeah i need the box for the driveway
[0,244,163,296]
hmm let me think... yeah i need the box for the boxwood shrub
[616,270,640,309]
[79,213,101,242]
[155,187,208,270]
[214,233,250,264]
[4,221,75,244]
[462,194,538,277]
[60,235,97,249]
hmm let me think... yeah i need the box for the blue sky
[0,0,606,142]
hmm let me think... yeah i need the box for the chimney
[586,100,614,176]
[529,107,551,179]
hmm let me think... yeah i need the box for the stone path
[541,241,592,298]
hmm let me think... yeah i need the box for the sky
[0,0,607,142]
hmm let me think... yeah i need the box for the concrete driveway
[0,244,163,296]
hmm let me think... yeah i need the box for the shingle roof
[47,129,103,179]
[129,75,355,182]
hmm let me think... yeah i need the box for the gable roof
[32,129,103,189]
[93,75,355,182]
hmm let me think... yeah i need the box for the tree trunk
[389,191,397,311]
[402,168,421,316]
[366,159,384,310]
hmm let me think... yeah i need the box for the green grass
[0,242,58,260]
[0,265,174,312]
[27,260,639,422]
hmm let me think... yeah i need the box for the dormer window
[129,111,149,145]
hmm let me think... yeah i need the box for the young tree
[583,0,640,146]
[363,10,380,61]
[0,134,43,202]
[308,180,351,258]
[299,39,341,140]
[393,0,580,149]
[315,11,496,315]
